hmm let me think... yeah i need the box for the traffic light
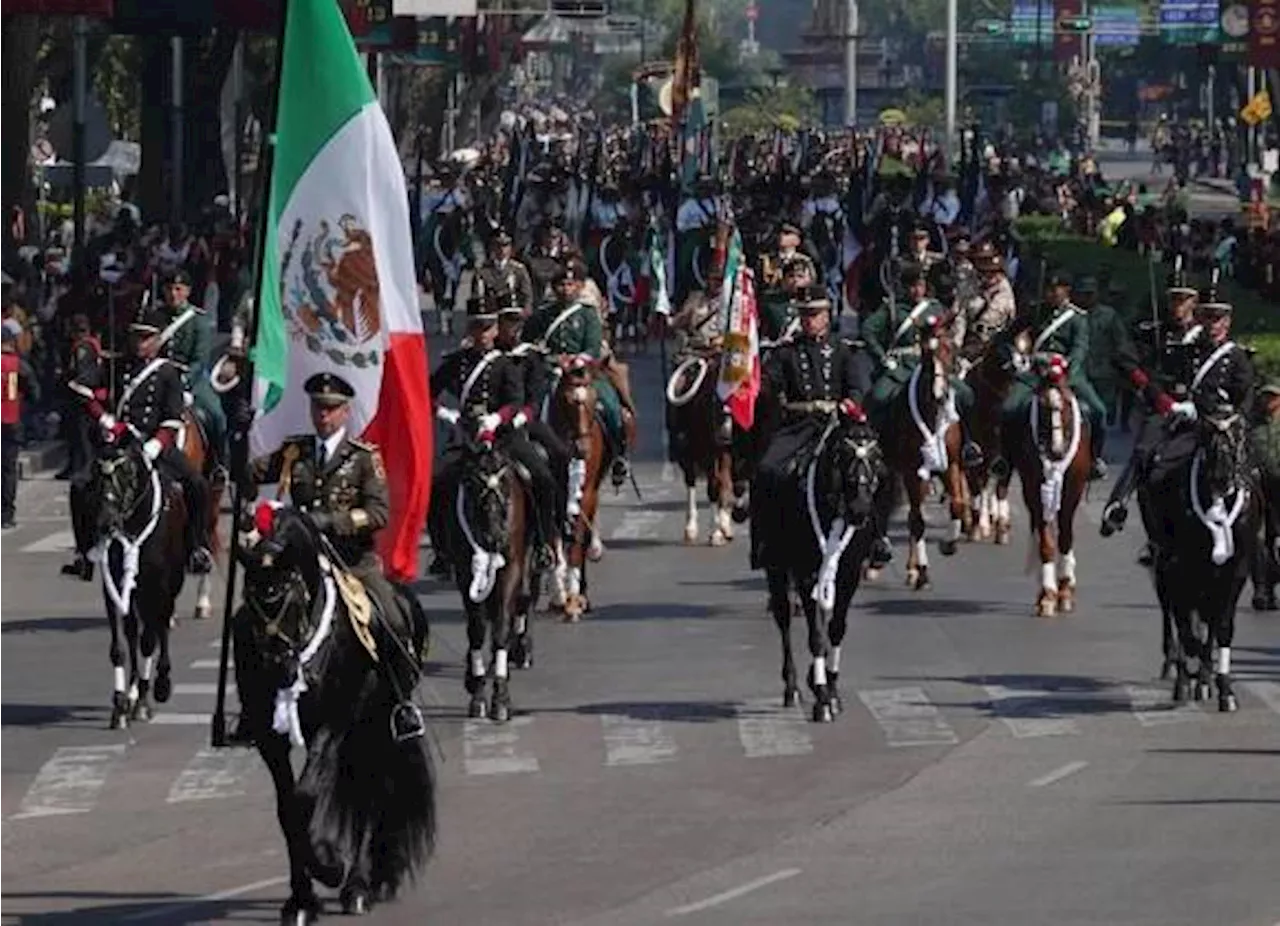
[974,19,1009,35]
[1057,15,1092,31]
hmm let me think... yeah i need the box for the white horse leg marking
[194,574,212,619]
[812,655,828,687]
[997,497,1011,525]
[830,645,842,675]
[1040,561,1057,593]
[684,486,699,542]
[494,648,509,679]
[1058,550,1077,588]
[568,566,582,598]
[1216,646,1231,676]
[140,654,155,682]
[948,518,963,543]
[550,541,568,606]
[469,650,487,679]
[715,504,733,542]
[514,613,527,636]
[113,666,127,693]
[914,538,929,569]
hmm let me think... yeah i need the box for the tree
[720,83,817,135]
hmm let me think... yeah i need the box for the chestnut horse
[666,349,737,546]
[962,335,1021,546]
[1009,354,1092,617]
[547,356,613,621]
[877,316,970,590]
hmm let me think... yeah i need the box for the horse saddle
[331,564,378,662]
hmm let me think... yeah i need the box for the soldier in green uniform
[524,260,632,483]
[759,256,810,343]
[1001,271,1109,479]
[1079,275,1135,441]
[1250,382,1280,610]
[159,270,225,458]
[862,265,983,467]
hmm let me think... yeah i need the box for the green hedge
[1015,216,1280,377]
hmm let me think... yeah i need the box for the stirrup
[962,442,984,470]
[610,456,630,487]
[390,702,426,742]
[189,547,214,574]
[1100,501,1128,537]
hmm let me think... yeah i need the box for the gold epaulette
[349,438,377,452]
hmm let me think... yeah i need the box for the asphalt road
[4,160,1279,926]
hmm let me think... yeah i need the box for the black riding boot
[427,488,453,577]
[1100,451,1141,536]
[1090,419,1108,480]
[959,418,984,470]
[183,473,213,574]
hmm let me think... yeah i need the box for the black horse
[1145,406,1260,711]
[234,505,436,924]
[89,439,186,729]
[761,411,889,722]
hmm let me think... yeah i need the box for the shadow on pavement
[882,672,1137,719]
[571,700,740,723]
[1146,747,1280,757]
[0,891,279,924]
[1,703,107,729]
[585,601,718,621]
[858,597,994,617]
[1,617,103,635]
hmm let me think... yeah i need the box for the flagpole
[211,0,293,750]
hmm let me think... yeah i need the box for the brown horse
[547,356,612,621]
[877,316,970,590]
[1010,354,1091,617]
[178,406,226,621]
[962,336,1021,545]
[666,348,737,545]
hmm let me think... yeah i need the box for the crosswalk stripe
[1242,680,1280,714]
[857,687,960,747]
[152,712,213,726]
[166,748,259,803]
[609,511,667,541]
[463,717,540,775]
[189,659,221,670]
[983,684,1081,738]
[18,528,76,554]
[735,698,813,758]
[1124,685,1204,726]
[13,745,127,819]
[173,682,234,696]
[601,712,679,767]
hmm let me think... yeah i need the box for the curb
[17,440,68,481]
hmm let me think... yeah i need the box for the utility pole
[844,0,858,126]
[171,36,184,223]
[945,0,957,159]
[72,15,87,254]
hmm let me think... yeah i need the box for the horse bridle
[98,453,157,538]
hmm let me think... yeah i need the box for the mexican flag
[716,229,760,430]
[249,0,433,583]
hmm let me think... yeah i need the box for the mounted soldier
[61,313,108,580]
[955,241,1016,362]
[907,223,945,275]
[475,228,534,315]
[91,309,213,574]
[749,289,867,570]
[863,265,983,468]
[157,270,225,463]
[758,254,810,343]
[525,260,636,485]
[426,298,529,575]
[1001,271,1109,479]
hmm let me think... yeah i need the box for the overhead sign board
[1159,0,1220,43]
[393,0,477,15]
[1092,5,1142,45]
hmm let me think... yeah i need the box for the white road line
[601,712,679,767]
[152,712,213,726]
[189,658,221,670]
[1028,760,1088,788]
[17,528,76,554]
[665,868,802,917]
[122,876,288,922]
[1242,681,1280,714]
[167,748,259,803]
[609,510,667,541]
[735,699,814,758]
[983,685,1080,738]
[463,717,540,775]
[1125,685,1203,726]
[173,682,234,696]
[857,687,960,747]
[12,745,128,819]
[660,461,676,483]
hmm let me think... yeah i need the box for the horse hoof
[783,688,797,708]
[913,570,931,592]
[938,539,958,557]
[1194,681,1211,702]
[904,569,918,588]
[153,675,172,704]
[709,531,728,547]
[512,639,533,670]
[812,703,833,723]
[1172,678,1189,703]
[1218,692,1238,713]
[864,566,882,582]
[131,701,153,723]
[829,693,843,716]
[588,540,605,562]
[1035,596,1057,618]
[194,604,211,621]
[468,697,488,720]
[109,709,129,730]
[491,698,511,724]
[341,888,369,916]
[683,527,698,545]
[731,506,749,524]
[280,898,320,925]
[1057,588,1076,614]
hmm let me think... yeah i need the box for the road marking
[735,698,814,758]
[983,684,1080,738]
[1242,681,1280,715]
[665,868,802,917]
[173,682,234,696]
[610,510,667,541]
[189,658,221,670]
[601,712,678,767]
[152,712,213,726]
[12,745,127,819]
[1028,760,1088,788]
[122,876,288,922]
[1125,685,1203,726]
[857,687,960,747]
[167,748,259,803]
[661,461,676,483]
[463,717,540,775]
[18,528,76,554]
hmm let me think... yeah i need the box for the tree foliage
[720,83,817,135]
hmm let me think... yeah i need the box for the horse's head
[918,311,955,387]
[1030,353,1077,460]
[92,441,151,536]
[459,438,515,554]
[1198,403,1248,498]
[553,354,600,447]
[824,416,887,530]
[236,504,325,676]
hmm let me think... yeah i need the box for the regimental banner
[1249,0,1280,66]
[1054,0,1085,61]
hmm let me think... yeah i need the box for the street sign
[393,0,475,13]
[1011,0,1054,44]
[1092,5,1142,46]
[1159,0,1219,44]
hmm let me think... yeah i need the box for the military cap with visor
[304,371,356,406]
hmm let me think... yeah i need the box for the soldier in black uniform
[427,298,529,574]
[90,310,212,573]
[495,294,572,548]
[61,313,108,580]
[749,288,875,571]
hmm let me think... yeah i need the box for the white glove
[1171,401,1197,420]
[99,413,117,431]
[230,324,245,351]
[143,438,163,461]
[512,411,529,429]
[883,357,899,372]
[183,390,194,406]
[479,413,501,433]
[436,407,460,425]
